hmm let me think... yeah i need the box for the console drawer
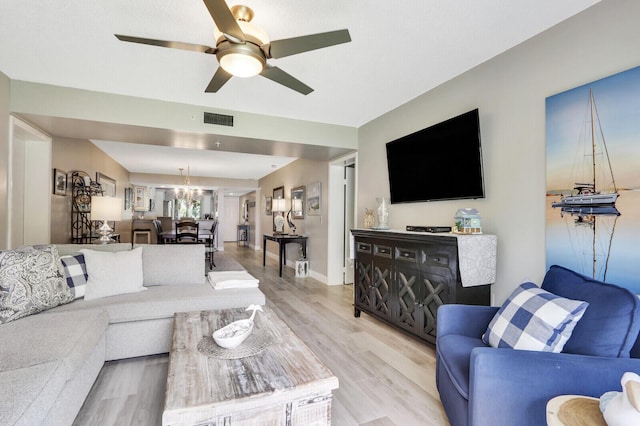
[374,244,392,258]
[395,247,419,264]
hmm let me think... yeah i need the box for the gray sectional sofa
[0,243,265,426]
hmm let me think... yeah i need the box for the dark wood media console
[351,229,495,344]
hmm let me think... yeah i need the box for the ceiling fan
[115,0,351,95]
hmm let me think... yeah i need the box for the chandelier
[175,166,202,201]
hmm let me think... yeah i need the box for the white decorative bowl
[213,319,254,349]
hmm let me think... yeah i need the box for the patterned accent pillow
[60,254,88,299]
[0,245,74,323]
[482,282,589,352]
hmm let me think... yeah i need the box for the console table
[263,234,308,277]
[351,229,496,344]
[237,224,250,247]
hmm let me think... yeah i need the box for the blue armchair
[436,265,640,426]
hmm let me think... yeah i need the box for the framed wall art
[53,169,67,196]
[96,172,116,197]
[124,187,132,210]
[291,185,305,219]
[265,196,272,215]
[306,181,321,216]
[546,65,640,293]
[133,185,147,211]
[272,186,285,233]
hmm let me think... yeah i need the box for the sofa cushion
[60,254,88,299]
[55,243,132,257]
[0,245,74,323]
[48,284,266,323]
[542,265,640,358]
[81,247,146,301]
[437,334,487,400]
[0,361,68,426]
[134,244,206,286]
[482,282,588,352]
[0,309,108,377]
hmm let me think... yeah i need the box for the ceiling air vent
[203,112,234,127]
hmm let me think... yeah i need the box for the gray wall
[357,0,640,305]
[0,71,9,249]
[259,158,329,279]
[51,138,131,244]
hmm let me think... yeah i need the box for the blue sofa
[436,265,640,426]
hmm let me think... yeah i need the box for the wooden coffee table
[162,307,339,425]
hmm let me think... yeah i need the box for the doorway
[222,196,240,242]
[327,153,357,285]
[8,117,52,248]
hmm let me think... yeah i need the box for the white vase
[376,197,390,229]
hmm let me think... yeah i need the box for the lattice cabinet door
[419,269,452,343]
[371,243,393,320]
[354,259,373,317]
[395,245,422,335]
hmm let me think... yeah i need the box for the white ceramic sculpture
[213,305,263,349]
[601,371,640,425]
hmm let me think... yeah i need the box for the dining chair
[205,221,218,268]
[175,220,199,244]
[152,219,164,244]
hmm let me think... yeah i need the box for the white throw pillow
[81,247,146,301]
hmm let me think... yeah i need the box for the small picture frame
[53,169,67,196]
[124,187,132,210]
[133,186,147,211]
[265,196,272,215]
[96,172,116,197]
[307,181,321,216]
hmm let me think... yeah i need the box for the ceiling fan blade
[205,67,233,92]
[260,66,313,95]
[115,34,216,54]
[202,0,246,43]
[267,29,351,59]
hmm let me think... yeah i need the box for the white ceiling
[91,139,296,181]
[0,0,601,181]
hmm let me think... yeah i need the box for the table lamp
[272,198,286,234]
[92,196,122,244]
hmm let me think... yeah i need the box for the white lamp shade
[272,198,286,212]
[92,196,122,221]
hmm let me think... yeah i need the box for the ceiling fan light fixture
[218,45,266,77]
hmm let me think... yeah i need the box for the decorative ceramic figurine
[600,371,640,425]
[363,209,375,228]
[213,305,263,349]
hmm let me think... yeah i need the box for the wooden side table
[237,224,250,247]
[263,234,308,277]
[546,395,606,426]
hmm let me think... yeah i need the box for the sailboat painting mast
[551,88,619,208]
[546,65,640,293]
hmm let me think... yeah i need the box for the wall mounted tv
[385,108,484,204]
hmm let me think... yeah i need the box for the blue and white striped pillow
[482,282,588,352]
[60,254,87,299]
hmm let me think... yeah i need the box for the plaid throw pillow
[482,282,589,352]
[60,254,88,299]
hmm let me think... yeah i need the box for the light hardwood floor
[74,243,449,426]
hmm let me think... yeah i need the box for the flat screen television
[385,108,484,204]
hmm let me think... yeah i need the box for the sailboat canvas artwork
[546,65,640,293]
